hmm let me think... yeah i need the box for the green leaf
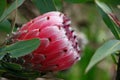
[96,0,112,13]
[1,63,40,79]
[96,0,120,39]
[16,71,40,78]
[0,39,40,58]
[86,40,120,72]
[1,62,22,71]
[0,20,11,33]
[0,47,5,60]
[0,0,6,17]
[64,0,93,3]
[32,0,56,14]
[53,0,62,10]
[0,0,25,22]
[100,0,120,5]
[0,65,6,74]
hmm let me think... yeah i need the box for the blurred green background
[0,0,120,80]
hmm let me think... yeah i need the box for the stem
[116,54,120,80]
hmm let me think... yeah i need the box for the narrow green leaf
[1,62,22,71]
[0,0,25,22]
[16,71,40,78]
[0,65,6,73]
[96,0,112,13]
[53,0,62,10]
[0,20,11,33]
[0,47,6,59]
[32,0,56,14]
[96,0,120,39]
[64,0,93,3]
[0,61,40,78]
[100,0,120,5]
[1,39,40,58]
[7,39,40,58]
[0,0,6,16]
[8,69,40,79]
[86,40,120,72]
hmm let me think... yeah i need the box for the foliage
[86,40,120,72]
[0,0,120,80]
[0,20,11,33]
[0,0,25,22]
[31,0,56,14]
[0,39,40,58]
[64,0,93,3]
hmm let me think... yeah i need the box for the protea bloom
[14,11,81,71]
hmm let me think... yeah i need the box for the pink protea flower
[15,11,81,71]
